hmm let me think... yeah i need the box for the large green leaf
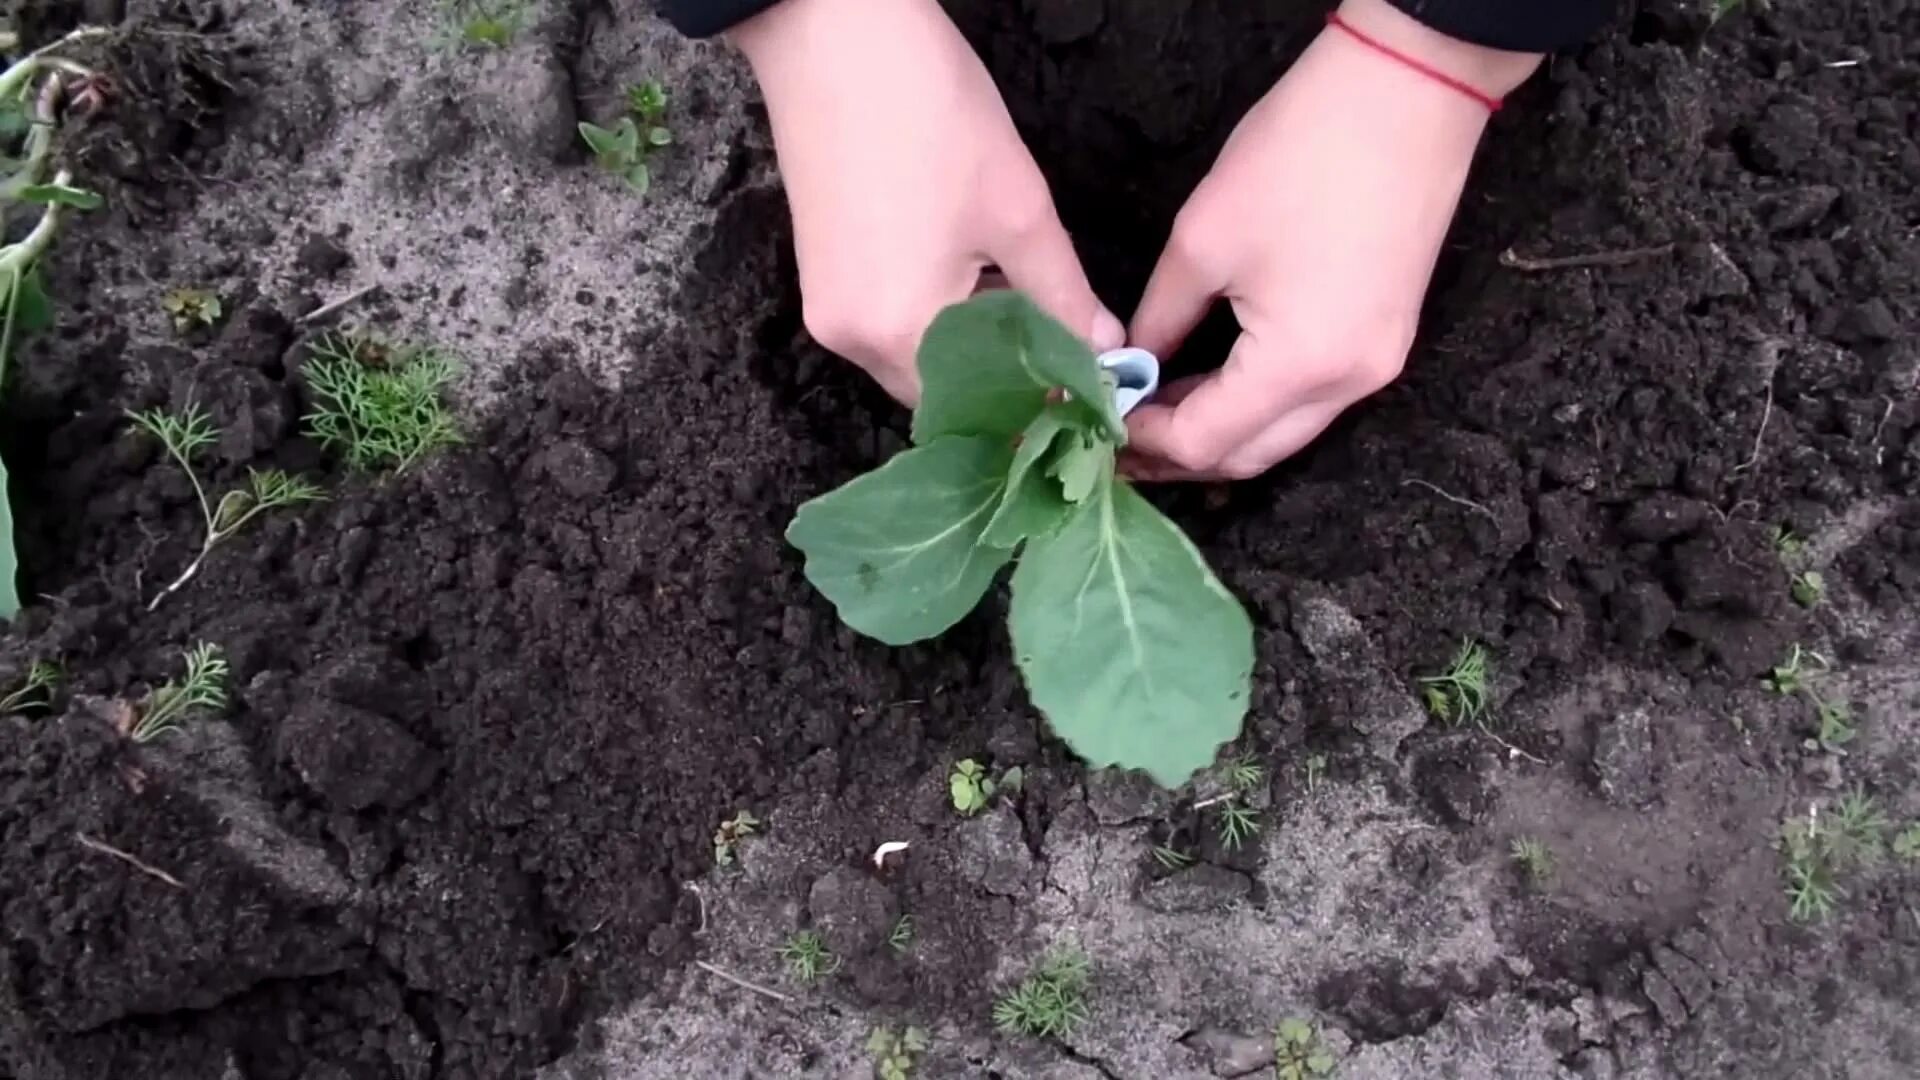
[912,292,1125,447]
[787,436,1017,645]
[0,453,17,621]
[980,406,1074,550]
[1009,462,1254,786]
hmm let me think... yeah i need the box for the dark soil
[2,1,1917,1078]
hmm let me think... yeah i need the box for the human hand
[730,0,1123,406]
[1121,0,1542,481]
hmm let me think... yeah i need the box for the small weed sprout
[1150,842,1194,870]
[1303,753,1327,793]
[0,659,59,714]
[1779,790,1890,923]
[712,810,759,866]
[579,81,672,195]
[950,758,993,815]
[1222,751,1265,792]
[1762,644,1828,696]
[433,0,529,50]
[778,929,837,983]
[886,913,915,953]
[303,332,464,474]
[1215,801,1260,851]
[1418,639,1490,724]
[1510,836,1554,888]
[129,404,325,611]
[1892,824,1920,863]
[1789,570,1825,609]
[1273,1016,1337,1079]
[993,947,1091,1039]
[1770,524,1805,559]
[161,287,221,334]
[1809,699,1856,753]
[866,1025,929,1080]
[130,643,227,743]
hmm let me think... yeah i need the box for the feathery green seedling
[1810,699,1856,753]
[1418,639,1490,724]
[129,643,227,743]
[432,0,529,50]
[1302,753,1327,793]
[1222,751,1265,793]
[0,659,59,714]
[886,914,915,953]
[1779,789,1890,923]
[303,332,464,473]
[1510,836,1554,888]
[1215,800,1260,851]
[580,82,672,195]
[128,404,325,611]
[1273,1017,1337,1079]
[778,929,837,983]
[1763,644,1827,696]
[1892,824,1920,863]
[1150,842,1194,870]
[161,287,222,334]
[866,1025,929,1080]
[0,28,113,623]
[1790,570,1825,609]
[993,947,1090,1039]
[712,809,759,866]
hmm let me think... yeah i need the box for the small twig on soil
[684,881,709,935]
[74,832,186,889]
[1476,723,1547,766]
[1191,792,1238,812]
[1498,243,1676,273]
[1870,397,1895,466]
[1401,479,1499,525]
[1734,370,1777,473]
[299,283,382,325]
[692,960,793,1004]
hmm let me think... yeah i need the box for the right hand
[730,0,1123,406]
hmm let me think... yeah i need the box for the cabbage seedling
[580,83,671,195]
[786,292,1254,788]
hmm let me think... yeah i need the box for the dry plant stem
[1735,369,1776,473]
[1498,242,1676,272]
[74,831,186,889]
[692,960,793,1003]
[299,283,382,325]
[1476,721,1547,765]
[1401,479,1498,523]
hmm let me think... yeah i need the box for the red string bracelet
[1325,12,1504,113]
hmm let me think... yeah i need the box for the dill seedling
[130,643,227,743]
[778,929,837,983]
[1510,836,1554,888]
[303,332,464,474]
[0,659,59,714]
[993,947,1090,1039]
[1418,639,1491,724]
[1215,800,1260,851]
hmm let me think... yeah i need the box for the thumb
[990,210,1125,353]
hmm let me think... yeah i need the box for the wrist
[1329,0,1543,102]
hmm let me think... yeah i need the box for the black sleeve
[656,0,780,38]
[1385,0,1620,52]
[659,0,1620,51]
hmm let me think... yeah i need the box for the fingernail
[1091,307,1125,352]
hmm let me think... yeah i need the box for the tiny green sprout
[1273,1016,1337,1080]
[433,0,529,50]
[1892,824,1920,863]
[866,1025,929,1080]
[1150,842,1194,870]
[1303,753,1327,793]
[579,82,672,195]
[1809,698,1856,753]
[1510,836,1554,888]
[129,403,325,611]
[1770,523,1805,559]
[0,659,60,714]
[627,80,670,127]
[1790,570,1825,609]
[161,287,222,334]
[130,643,227,743]
[1763,644,1828,696]
[1215,799,1260,851]
[887,913,915,953]
[303,331,464,474]
[712,810,759,867]
[949,758,994,816]
[778,929,837,983]
[993,947,1090,1039]
[1222,750,1265,793]
[1417,639,1490,724]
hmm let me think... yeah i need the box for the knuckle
[802,292,921,360]
[1159,431,1228,475]
[1219,457,1268,482]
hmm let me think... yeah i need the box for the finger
[991,212,1125,352]
[1125,327,1337,475]
[1123,399,1344,483]
[1128,229,1225,360]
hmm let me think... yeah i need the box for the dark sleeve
[1386,0,1621,52]
[656,0,781,38]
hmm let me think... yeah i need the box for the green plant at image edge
[784,292,1255,788]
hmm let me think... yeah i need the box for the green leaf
[0,453,16,622]
[1009,463,1253,787]
[625,163,651,195]
[912,292,1124,447]
[980,407,1073,549]
[1049,431,1107,505]
[19,184,103,210]
[786,436,1016,645]
[647,125,673,147]
[5,267,51,335]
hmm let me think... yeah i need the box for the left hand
[1121,0,1542,482]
